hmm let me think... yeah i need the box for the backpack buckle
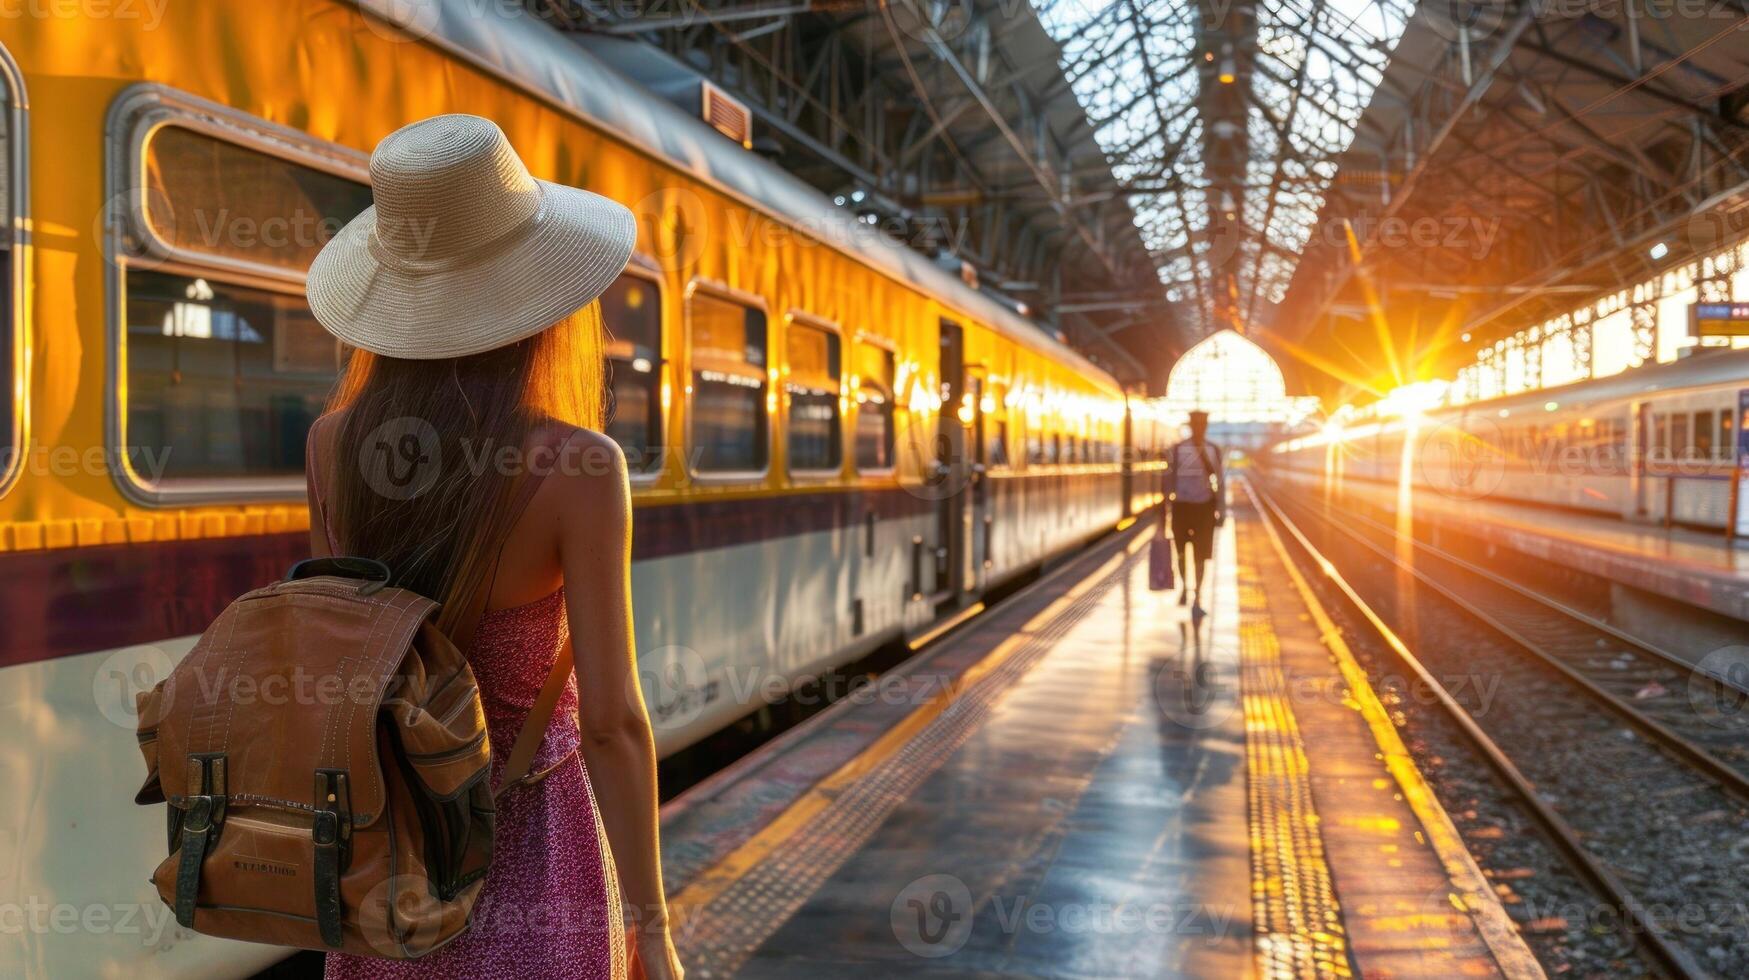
[173,754,227,930]
[312,770,352,949]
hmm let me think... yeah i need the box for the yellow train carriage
[0,2,1135,976]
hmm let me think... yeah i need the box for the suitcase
[1149,535,1175,591]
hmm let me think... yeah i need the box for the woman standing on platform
[303,114,683,980]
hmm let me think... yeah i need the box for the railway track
[1247,476,1749,980]
[1272,481,1749,787]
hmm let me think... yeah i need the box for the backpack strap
[496,638,575,799]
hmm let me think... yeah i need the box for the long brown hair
[321,303,606,620]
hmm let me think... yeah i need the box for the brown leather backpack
[134,438,574,959]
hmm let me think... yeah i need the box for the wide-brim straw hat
[308,113,635,360]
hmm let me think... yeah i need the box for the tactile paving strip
[675,545,1146,978]
[1237,518,1354,979]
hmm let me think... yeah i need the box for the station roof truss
[1271,0,1749,401]
[1035,0,1413,342]
[529,0,1193,384]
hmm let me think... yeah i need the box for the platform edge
[1247,481,1548,980]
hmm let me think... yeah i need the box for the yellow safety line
[1246,482,1547,980]
[907,601,985,651]
[672,531,1152,915]
[1234,518,1351,979]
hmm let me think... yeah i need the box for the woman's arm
[558,433,681,979]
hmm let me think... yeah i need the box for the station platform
[656,501,1544,978]
[1267,469,1749,624]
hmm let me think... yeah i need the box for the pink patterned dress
[324,589,628,980]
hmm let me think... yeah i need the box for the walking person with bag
[1161,410,1226,621]
[301,115,680,979]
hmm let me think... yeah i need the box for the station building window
[602,271,664,473]
[688,288,768,474]
[786,319,841,473]
[1693,411,1714,461]
[118,114,370,494]
[852,342,895,472]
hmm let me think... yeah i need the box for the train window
[1721,411,1735,461]
[1671,413,1690,461]
[786,320,841,473]
[1693,412,1714,461]
[990,419,1009,468]
[687,289,768,475]
[0,54,19,498]
[124,270,336,481]
[852,342,895,472]
[1051,434,1062,463]
[112,96,371,500]
[141,125,372,275]
[1653,415,1669,460]
[602,272,664,474]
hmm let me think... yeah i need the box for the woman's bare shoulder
[544,424,630,505]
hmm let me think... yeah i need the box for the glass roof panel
[1034,0,1410,333]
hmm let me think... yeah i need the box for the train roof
[1441,347,1749,418]
[349,0,1123,394]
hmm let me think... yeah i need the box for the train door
[966,370,989,592]
[1632,400,1650,518]
[934,319,968,602]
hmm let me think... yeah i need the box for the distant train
[1271,348,1749,531]
[0,1,1179,976]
